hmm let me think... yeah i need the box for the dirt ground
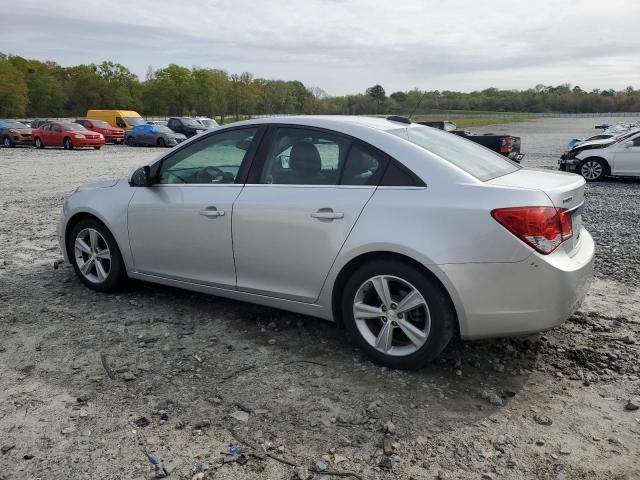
[1,118,639,480]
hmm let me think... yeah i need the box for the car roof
[227,115,418,133]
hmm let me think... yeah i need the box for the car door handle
[311,209,344,220]
[199,207,225,218]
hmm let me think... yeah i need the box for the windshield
[180,118,203,128]
[125,117,144,126]
[62,123,87,131]
[91,120,112,128]
[0,120,28,129]
[198,119,218,128]
[156,126,173,134]
[614,129,640,143]
[388,126,520,181]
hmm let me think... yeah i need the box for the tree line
[1,53,639,120]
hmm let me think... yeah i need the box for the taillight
[491,207,573,254]
[500,136,513,154]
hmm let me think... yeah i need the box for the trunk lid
[488,168,586,254]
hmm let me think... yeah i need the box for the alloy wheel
[3,137,11,147]
[352,275,431,357]
[74,228,111,284]
[581,160,603,180]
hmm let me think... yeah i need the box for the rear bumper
[441,229,595,339]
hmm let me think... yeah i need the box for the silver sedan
[58,116,594,369]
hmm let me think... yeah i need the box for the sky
[2,0,640,95]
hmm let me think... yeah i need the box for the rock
[481,390,503,406]
[378,456,392,470]
[230,410,249,422]
[624,399,639,411]
[23,454,34,460]
[437,470,450,480]
[1,444,15,454]
[535,439,545,446]
[533,414,553,426]
[122,372,136,381]
[315,459,328,471]
[481,474,494,480]
[61,426,76,435]
[155,399,170,411]
[608,437,623,446]
[267,338,276,345]
[135,417,150,428]
[334,454,347,464]
[384,421,396,434]
[621,335,635,345]
[559,447,571,455]
[193,419,211,429]
[296,466,311,480]
[383,436,393,456]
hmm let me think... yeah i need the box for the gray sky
[3,0,639,95]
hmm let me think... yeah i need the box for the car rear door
[127,126,263,288]
[232,125,388,303]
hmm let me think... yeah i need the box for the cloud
[2,0,639,94]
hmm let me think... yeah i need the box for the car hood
[76,178,120,191]
[6,127,33,133]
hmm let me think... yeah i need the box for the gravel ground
[0,118,639,480]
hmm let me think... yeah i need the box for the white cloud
[2,0,639,94]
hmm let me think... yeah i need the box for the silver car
[58,116,595,369]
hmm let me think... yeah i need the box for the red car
[33,122,105,150]
[74,118,125,144]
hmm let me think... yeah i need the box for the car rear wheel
[127,137,136,147]
[341,260,455,369]
[580,158,606,181]
[64,137,74,150]
[3,136,14,148]
[68,219,126,292]
[34,137,44,149]
[157,138,166,148]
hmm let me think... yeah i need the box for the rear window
[388,126,519,181]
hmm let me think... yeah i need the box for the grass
[410,114,535,128]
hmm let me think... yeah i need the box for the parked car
[194,116,219,129]
[86,110,144,130]
[58,116,594,369]
[559,129,640,181]
[167,117,207,137]
[0,120,33,147]
[147,120,168,127]
[30,119,52,129]
[75,119,125,144]
[125,124,187,147]
[418,120,524,162]
[33,122,105,150]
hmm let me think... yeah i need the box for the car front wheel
[580,158,606,181]
[64,137,74,150]
[68,219,126,292]
[341,260,455,369]
[3,136,14,148]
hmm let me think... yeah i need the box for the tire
[3,136,14,148]
[64,137,74,150]
[34,137,45,149]
[68,218,126,292]
[127,136,136,147]
[580,158,606,182]
[157,137,166,148]
[94,146,101,150]
[341,260,455,369]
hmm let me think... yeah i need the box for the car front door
[127,127,262,287]
[50,124,63,146]
[612,134,640,176]
[232,126,389,303]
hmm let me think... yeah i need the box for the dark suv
[167,117,207,138]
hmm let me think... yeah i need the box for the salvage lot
[0,118,639,479]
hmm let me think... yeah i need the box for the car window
[158,128,258,185]
[259,127,350,185]
[52,125,62,132]
[340,143,388,186]
[116,117,126,128]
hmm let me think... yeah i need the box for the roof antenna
[408,90,427,120]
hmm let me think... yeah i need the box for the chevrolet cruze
[58,116,594,368]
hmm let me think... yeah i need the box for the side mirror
[129,166,152,187]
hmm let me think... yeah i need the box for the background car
[86,110,144,130]
[561,130,640,181]
[75,119,125,144]
[0,120,33,147]
[32,122,105,150]
[194,116,219,129]
[125,124,187,147]
[30,119,52,129]
[167,117,207,137]
[59,116,594,369]
[146,120,168,127]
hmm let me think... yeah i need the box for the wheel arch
[580,155,611,175]
[330,250,461,335]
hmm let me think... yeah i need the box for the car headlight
[98,134,104,139]
[75,134,86,139]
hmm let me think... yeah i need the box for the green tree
[0,58,29,117]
